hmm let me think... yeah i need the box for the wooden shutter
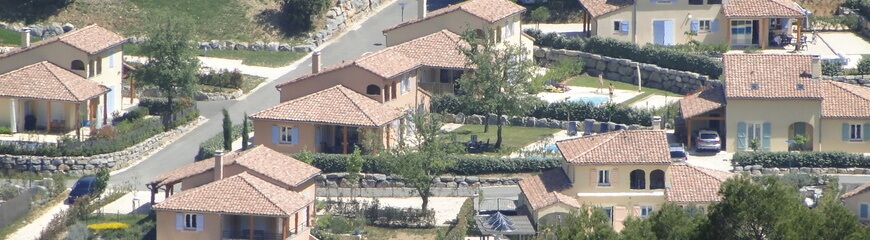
[690,20,699,33]
[843,123,850,141]
[614,206,628,226]
[272,126,280,144]
[620,21,630,33]
[862,204,869,218]
[711,19,719,32]
[611,169,619,186]
[291,127,299,145]
[176,213,183,230]
[196,214,204,231]
[762,122,771,151]
[590,169,597,187]
[633,206,641,217]
[736,122,746,150]
[864,124,870,141]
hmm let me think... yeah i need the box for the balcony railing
[221,230,283,240]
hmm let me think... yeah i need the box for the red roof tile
[724,54,820,100]
[383,0,526,33]
[250,85,404,127]
[843,183,870,199]
[0,61,109,102]
[579,0,633,18]
[666,163,733,203]
[556,130,671,165]
[1,24,125,59]
[679,85,725,119]
[724,0,807,18]
[821,81,870,118]
[518,169,578,211]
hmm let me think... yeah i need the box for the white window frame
[640,206,654,218]
[598,169,611,186]
[184,213,199,230]
[613,21,622,32]
[746,122,763,146]
[401,75,411,94]
[850,124,863,141]
[280,126,294,144]
[603,206,614,225]
[655,0,673,3]
[699,20,712,32]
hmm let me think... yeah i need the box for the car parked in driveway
[669,143,688,162]
[695,130,721,152]
[66,176,96,204]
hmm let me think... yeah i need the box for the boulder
[209,40,224,50]
[235,42,249,50]
[440,176,454,182]
[524,117,537,127]
[61,23,76,32]
[293,45,314,52]
[548,120,561,128]
[465,176,479,183]
[509,116,524,126]
[535,118,549,128]
[278,44,292,51]
[442,114,456,123]
[266,42,280,51]
[250,41,265,51]
[43,23,64,38]
[487,114,499,125]
[454,113,466,124]
[466,115,483,124]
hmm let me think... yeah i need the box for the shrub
[822,60,844,76]
[846,0,870,22]
[857,56,870,75]
[524,29,723,79]
[443,198,476,240]
[281,0,331,34]
[0,125,12,134]
[112,106,150,124]
[87,222,130,231]
[64,222,90,240]
[732,151,870,168]
[432,95,654,126]
[138,97,194,116]
[531,7,550,23]
[94,167,110,196]
[293,152,560,175]
[364,199,435,228]
[198,69,243,89]
[0,117,165,157]
[196,120,253,160]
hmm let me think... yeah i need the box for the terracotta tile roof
[518,169,578,211]
[679,85,726,119]
[821,81,870,118]
[153,173,312,217]
[390,30,469,69]
[579,0,633,18]
[149,145,321,188]
[250,85,404,127]
[383,0,525,32]
[667,163,733,203]
[354,47,421,79]
[0,24,125,59]
[0,61,109,102]
[724,54,821,100]
[556,130,671,165]
[842,183,870,199]
[724,0,807,18]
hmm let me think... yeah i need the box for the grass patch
[567,74,682,97]
[0,28,42,47]
[620,92,655,106]
[204,49,306,67]
[241,75,266,93]
[362,226,446,240]
[447,125,560,154]
[0,190,68,239]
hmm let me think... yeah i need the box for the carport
[678,86,726,149]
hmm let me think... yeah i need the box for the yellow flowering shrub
[87,222,130,231]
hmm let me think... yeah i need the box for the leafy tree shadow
[255,9,305,38]
[0,0,74,24]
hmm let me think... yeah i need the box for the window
[366,84,381,95]
[699,20,711,31]
[280,126,293,143]
[613,21,630,33]
[861,204,869,219]
[850,124,863,141]
[401,75,411,93]
[654,0,672,3]
[71,60,85,71]
[96,58,102,75]
[176,213,202,231]
[185,214,198,229]
[689,0,703,5]
[613,21,621,31]
[598,169,610,186]
[641,206,654,218]
[707,0,722,4]
[747,123,763,146]
[630,170,645,190]
[650,170,665,189]
[770,18,784,30]
[109,54,115,69]
[603,207,614,225]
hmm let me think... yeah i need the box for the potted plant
[749,138,760,151]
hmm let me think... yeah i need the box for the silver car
[695,130,721,152]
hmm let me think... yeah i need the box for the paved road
[109,0,418,189]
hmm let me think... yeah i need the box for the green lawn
[83,213,155,239]
[0,28,42,47]
[447,125,560,153]
[205,49,307,68]
[126,0,258,41]
[198,74,266,94]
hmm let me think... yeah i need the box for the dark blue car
[66,176,96,204]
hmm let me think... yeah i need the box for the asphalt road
[109,0,419,189]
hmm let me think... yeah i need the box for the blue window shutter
[315,127,322,146]
[711,19,719,32]
[843,123,850,141]
[271,126,280,144]
[109,55,115,68]
[736,122,746,150]
[762,122,771,151]
[691,20,699,33]
[291,127,299,145]
[196,214,204,231]
[663,20,675,45]
[621,21,630,33]
[176,214,183,230]
[862,204,868,218]
[864,124,870,141]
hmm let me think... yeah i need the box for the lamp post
[398,2,407,21]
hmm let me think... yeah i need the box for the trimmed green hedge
[525,29,723,79]
[291,152,561,175]
[732,151,870,168]
[196,121,253,160]
[431,94,654,126]
[444,198,476,240]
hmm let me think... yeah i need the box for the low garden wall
[823,75,870,87]
[0,118,201,176]
[533,47,723,95]
[439,113,649,132]
[732,165,870,175]
[123,85,243,101]
[315,172,524,188]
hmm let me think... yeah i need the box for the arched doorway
[788,122,814,151]
[630,170,646,190]
[650,170,665,189]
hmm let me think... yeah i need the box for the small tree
[222,109,232,151]
[531,7,550,28]
[346,148,364,198]
[94,167,110,196]
[822,60,843,77]
[542,207,618,239]
[242,112,250,150]
[857,56,870,75]
[791,134,808,151]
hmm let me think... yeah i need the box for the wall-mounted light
[687,14,693,19]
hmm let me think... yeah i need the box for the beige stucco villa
[579,0,809,49]
[842,183,870,224]
[518,130,732,231]
[0,25,126,137]
[149,145,321,240]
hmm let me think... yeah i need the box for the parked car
[695,130,721,152]
[66,176,96,204]
[669,143,688,162]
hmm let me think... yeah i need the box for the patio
[0,97,140,143]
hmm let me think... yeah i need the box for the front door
[731,20,753,46]
[653,20,675,46]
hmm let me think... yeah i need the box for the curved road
[109,0,419,189]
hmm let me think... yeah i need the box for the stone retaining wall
[439,113,650,132]
[315,172,523,189]
[822,75,870,87]
[533,47,723,95]
[123,85,243,101]
[0,118,202,176]
[732,165,870,175]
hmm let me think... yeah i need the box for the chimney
[811,55,822,79]
[214,150,224,181]
[20,28,31,48]
[418,0,427,19]
[312,51,321,74]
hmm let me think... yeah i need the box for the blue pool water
[544,143,558,152]
[568,95,609,105]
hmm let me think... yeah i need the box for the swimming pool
[568,95,610,105]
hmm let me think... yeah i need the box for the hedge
[364,199,435,228]
[443,198,476,240]
[292,152,561,175]
[198,69,243,89]
[196,121,253,160]
[431,94,654,126]
[732,151,870,168]
[0,117,164,157]
[138,97,195,116]
[525,29,723,79]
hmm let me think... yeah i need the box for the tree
[93,166,110,196]
[531,7,550,28]
[280,0,331,34]
[619,217,655,240]
[345,148,364,199]
[857,56,870,75]
[388,112,460,211]
[222,109,232,151]
[541,207,618,240]
[135,19,199,129]
[705,175,810,240]
[822,60,843,77]
[648,203,704,240]
[457,28,538,149]
[815,179,861,240]
[242,112,250,150]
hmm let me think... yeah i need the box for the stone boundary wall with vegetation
[533,47,723,94]
[439,113,650,132]
[822,75,870,87]
[732,165,870,175]
[0,119,201,176]
[315,172,524,189]
[123,85,243,101]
